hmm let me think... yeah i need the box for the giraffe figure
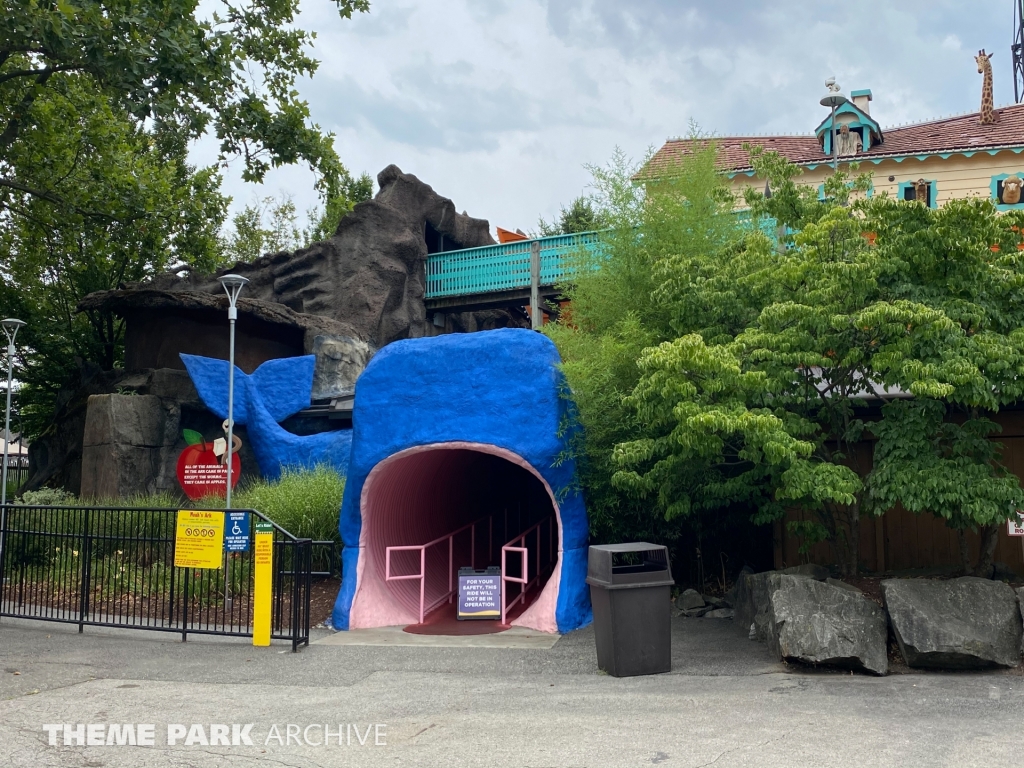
[976,49,998,125]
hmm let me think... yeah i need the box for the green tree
[537,195,608,237]
[552,138,1024,577]
[0,0,369,209]
[862,197,1024,575]
[0,1,369,436]
[302,172,374,244]
[0,81,228,436]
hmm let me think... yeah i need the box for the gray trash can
[586,542,673,677]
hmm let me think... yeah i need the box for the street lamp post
[0,318,25,581]
[218,276,246,611]
[218,275,248,509]
[820,77,849,173]
[1,319,26,508]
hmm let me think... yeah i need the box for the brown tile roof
[644,103,1024,177]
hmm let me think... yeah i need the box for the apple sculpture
[176,429,241,500]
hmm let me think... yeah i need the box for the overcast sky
[199,0,1018,237]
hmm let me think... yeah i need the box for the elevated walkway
[424,231,602,320]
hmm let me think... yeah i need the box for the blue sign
[225,512,250,552]
[457,567,502,620]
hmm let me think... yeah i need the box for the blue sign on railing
[225,511,250,553]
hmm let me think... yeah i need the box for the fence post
[530,240,541,330]
[78,507,91,633]
[181,566,189,643]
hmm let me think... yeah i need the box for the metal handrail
[500,517,555,625]
[384,514,494,624]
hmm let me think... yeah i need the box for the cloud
[200,0,1015,234]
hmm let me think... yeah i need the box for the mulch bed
[309,577,341,627]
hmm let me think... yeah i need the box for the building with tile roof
[646,88,1024,211]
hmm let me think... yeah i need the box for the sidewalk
[1,615,1020,767]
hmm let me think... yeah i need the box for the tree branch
[0,177,119,220]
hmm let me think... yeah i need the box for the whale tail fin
[180,354,316,425]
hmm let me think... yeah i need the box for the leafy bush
[217,465,345,543]
[17,487,78,506]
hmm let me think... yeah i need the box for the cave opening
[350,445,561,632]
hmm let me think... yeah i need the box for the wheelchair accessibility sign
[225,512,250,552]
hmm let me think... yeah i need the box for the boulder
[703,595,730,609]
[676,589,705,611]
[782,563,830,581]
[882,577,1023,669]
[766,574,888,675]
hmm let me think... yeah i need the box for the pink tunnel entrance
[349,442,563,633]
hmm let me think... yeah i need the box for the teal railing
[424,214,779,301]
[424,231,603,300]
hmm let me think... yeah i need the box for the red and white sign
[176,430,241,500]
[1008,513,1024,537]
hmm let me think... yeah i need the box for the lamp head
[1,318,26,344]
[218,274,249,310]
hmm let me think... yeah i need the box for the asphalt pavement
[1,615,1021,767]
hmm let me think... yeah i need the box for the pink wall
[349,442,563,632]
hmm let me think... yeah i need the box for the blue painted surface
[330,328,592,634]
[180,354,353,481]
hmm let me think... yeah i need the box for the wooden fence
[777,413,1024,574]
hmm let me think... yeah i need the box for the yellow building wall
[729,148,1024,207]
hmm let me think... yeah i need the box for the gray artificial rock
[882,577,1023,669]
[310,335,376,399]
[782,563,831,581]
[676,589,705,611]
[766,574,888,675]
[81,165,517,350]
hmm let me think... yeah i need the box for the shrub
[219,465,344,543]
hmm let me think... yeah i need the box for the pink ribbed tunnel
[349,443,562,631]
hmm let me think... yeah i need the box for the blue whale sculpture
[180,353,353,479]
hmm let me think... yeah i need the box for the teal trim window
[814,102,884,154]
[990,173,1024,211]
[897,180,937,209]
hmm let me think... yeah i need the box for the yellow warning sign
[174,510,225,569]
[253,520,274,646]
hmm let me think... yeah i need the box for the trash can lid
[586,543,673,589]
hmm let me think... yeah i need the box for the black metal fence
[0,505,312,651]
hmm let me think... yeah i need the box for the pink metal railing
[501,516,556,624]
[384,515,493,624]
